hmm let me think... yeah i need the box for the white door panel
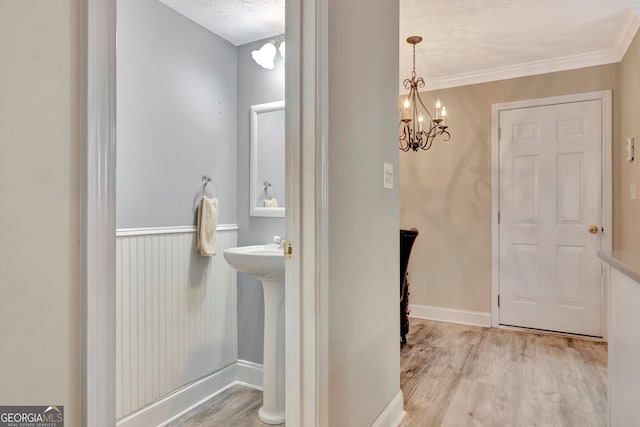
[499,100,602,337]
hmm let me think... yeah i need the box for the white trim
[613,7,640,61]
[316,0,330,425]
[118,364,236,427]
[410,304,491,328]
[250,100,286,218]
[115,224,239,237]
[421,8,640,91]
[82,0,117,425]
[285,0,302,425]
[491,104,501,328]
[236,360,264,389]
[285,0,327,424]
[491,90,613,334]
[370,390,406,427]
[601,91,613,343]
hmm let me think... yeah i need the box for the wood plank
[401,319,607,427]
[166,385,282,427]
[168,319,606,426]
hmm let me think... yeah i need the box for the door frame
[490,90,612,338]
[81,0,328,425]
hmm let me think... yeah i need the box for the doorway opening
[82,0,326,425]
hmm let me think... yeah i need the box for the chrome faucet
[273,235,286,249]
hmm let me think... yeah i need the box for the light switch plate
[384,162,393,189]
[630,183,637,200]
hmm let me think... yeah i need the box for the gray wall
[116,0,238,228]
[237,37,286,363]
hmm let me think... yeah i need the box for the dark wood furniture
[400,228,419,344]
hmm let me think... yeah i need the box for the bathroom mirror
[250,100,285,217]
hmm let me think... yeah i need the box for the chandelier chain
[412,43,417,78]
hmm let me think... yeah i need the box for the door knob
[588,225,600,234]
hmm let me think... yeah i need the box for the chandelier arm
[415,90,434,122]
[420,135,432,151]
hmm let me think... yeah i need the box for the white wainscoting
[115,225,239,421]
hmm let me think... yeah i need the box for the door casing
[490,91,612,339]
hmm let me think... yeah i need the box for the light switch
[630,183,637,201]
[384,162,393,189]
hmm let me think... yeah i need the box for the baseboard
[235,359,264,390]
[117,363,236,427]
[410,304,491,328]
[371,390,406,427]
[116,361,262,427]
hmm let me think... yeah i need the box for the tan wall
[614,30,640,269]
[400,64,618,313]
[0,2,81,425]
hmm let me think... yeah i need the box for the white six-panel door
[499,100,603,337]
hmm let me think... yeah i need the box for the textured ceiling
[400,0,640,89]
[156,0,284,46]
[156,0,640,89]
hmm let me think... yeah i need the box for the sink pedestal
[258,279,285,424]
[222,244,286,424]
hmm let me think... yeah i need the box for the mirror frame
[250,100,286,217]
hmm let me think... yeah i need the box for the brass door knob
[588,225,600,234]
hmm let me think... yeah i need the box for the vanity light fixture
[399,36,451,152]
[251,39,285,70]
[251,41,277,69]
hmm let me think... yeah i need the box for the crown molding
[403,7,640,92]
[613,6,640,60]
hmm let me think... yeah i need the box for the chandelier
[399,36,450,152]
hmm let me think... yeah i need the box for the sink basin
[223,244,284,281]
[223,244,286,424]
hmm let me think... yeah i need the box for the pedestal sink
[223,244,285,424]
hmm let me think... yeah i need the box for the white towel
[196,196,218,256]
[263,198,279,208]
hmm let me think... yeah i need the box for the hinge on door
[498,210,501,224]
[498,127,502,140]
[498,294,500,308]
[284,241,293,259]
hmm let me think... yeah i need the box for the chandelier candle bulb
[402,99,411,122]
[399,36,451,151]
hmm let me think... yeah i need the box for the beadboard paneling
[116,227,238,420]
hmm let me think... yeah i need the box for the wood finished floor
[167,319,607,427]
[401,319,608,427]
[166,385,282,427]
